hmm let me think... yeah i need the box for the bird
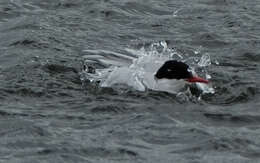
[100,60,209,94]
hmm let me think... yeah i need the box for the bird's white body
[101,66,187,94]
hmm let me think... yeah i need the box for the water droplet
[194,46,202,55]
[160,41,167,52]
[173,9,181,17]
[214,60,219,65]
[206,74,211,79]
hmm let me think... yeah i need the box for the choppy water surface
[0,0,260,162]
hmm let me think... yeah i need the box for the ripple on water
[0,60,82,100]
[204,113,260,125]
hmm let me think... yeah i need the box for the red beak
[187,76,209,84]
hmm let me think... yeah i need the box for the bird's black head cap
[155,60,192,80]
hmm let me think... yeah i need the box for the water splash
[196,53,215,94]
[82,41,215,95]
[198,53,211,67]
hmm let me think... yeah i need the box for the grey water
[0,0,260,162]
